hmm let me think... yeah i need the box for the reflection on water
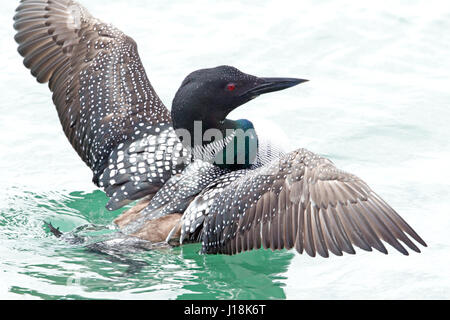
[0,189,293,299]
[177,248,292,299]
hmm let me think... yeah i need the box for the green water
[1,190,292,299]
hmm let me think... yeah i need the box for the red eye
[226,83,236,91]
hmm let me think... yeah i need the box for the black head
[171,65,308,132]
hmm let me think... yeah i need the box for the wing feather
[14,0,173,186]
[195,148,426,256]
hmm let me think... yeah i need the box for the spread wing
[178,169,250,243]
[14,0,172,180]
[198,148,427,256]
[14,0,185,207]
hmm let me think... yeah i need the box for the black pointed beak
[242,77,308,98]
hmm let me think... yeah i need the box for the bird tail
[43,221,63,238]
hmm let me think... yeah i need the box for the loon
[13,0,426,257]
